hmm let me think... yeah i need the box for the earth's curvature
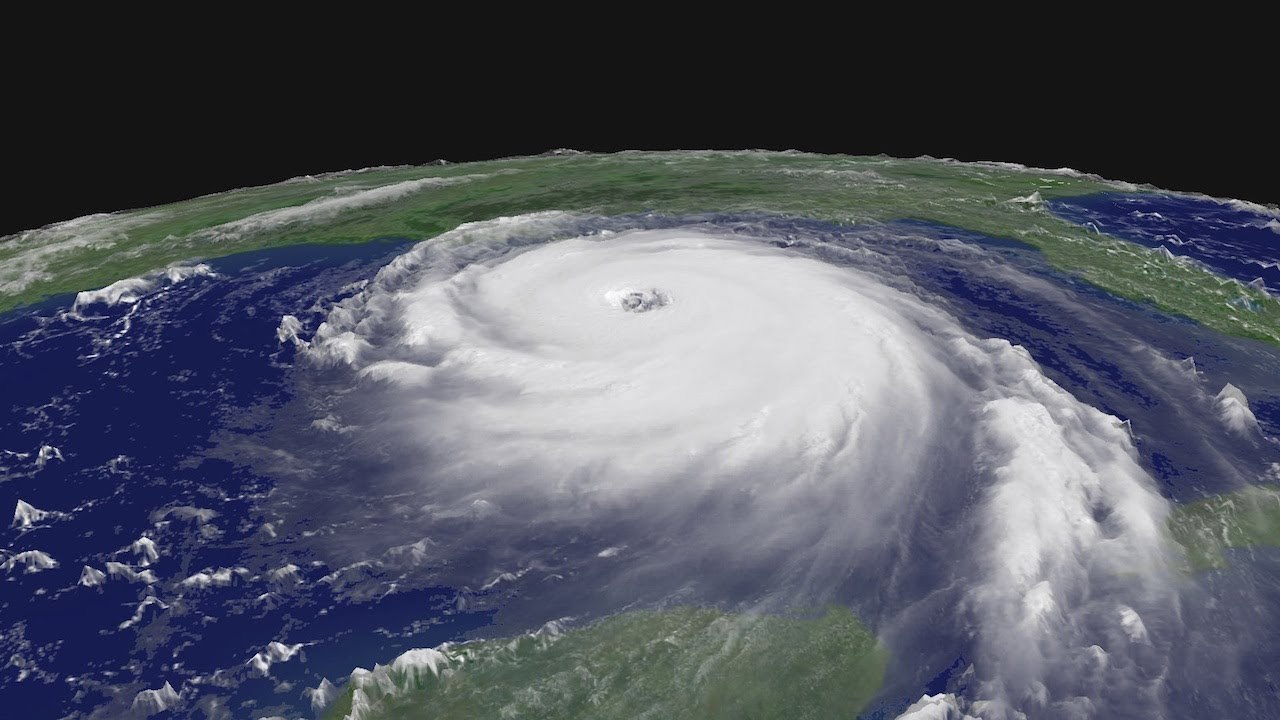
[2,151,1279,720]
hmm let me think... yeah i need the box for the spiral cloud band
[295,215,1179,719]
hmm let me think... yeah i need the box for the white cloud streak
[190,175,487,244]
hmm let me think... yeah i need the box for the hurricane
[2,152,1278,720]
[261,213,1178,719]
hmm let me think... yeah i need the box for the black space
[4,34,1274,237]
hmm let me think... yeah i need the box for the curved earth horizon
[2,151,1278,720]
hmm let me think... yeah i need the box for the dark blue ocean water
[0,240,495,718]
[1,214,1278,718]
[1047,192,1280,292]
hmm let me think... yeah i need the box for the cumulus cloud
[177,567,246,590]
[1223,197,1280,220]
[1,550,58,574]
[963,367,1176,716]
[106,562,157,585]
[11,499,67,529]
[246,641,306,677]
[1007,191,1044,206]
[1216,383,1260,435]
[72,264,214,312]
[130,535,159,565]
[79,565,107,587]
[119,596,167,630]
[286,217,1179,718]
[268,563,303,587]
[275,314,308,348]
[896,694,979,720]
[130,681,180,717]
[307,677,340,714]
[35,444,62,469]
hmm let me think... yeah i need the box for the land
[3,151,1277,345]
[320,604,886,720]
[1168,483,1280,570]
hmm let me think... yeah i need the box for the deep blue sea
[1048,192,1280,292]
[0,240,497,718]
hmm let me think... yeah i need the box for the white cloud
[178,567,246,590]
[246,641,306,677]
[292,219,1180,717]
[305,677,340,713]
[895,693,978,720]
[268,563,303,586]
[192,175,487,244]
[130,536,159,565]
[1007,191,1044,206]
[72,264,214,312]
[130,681,180,717]
[118,595,167,630]
[1,550,58,574]
[106,562,157,585]
[79,565,107,587]
[1117,605,1150,643]
[276,314,308,348]
[11,499,67,529]
[35,444,62,469]
[1216,383,1260,435]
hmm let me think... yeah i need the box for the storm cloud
[283,215,1181,719]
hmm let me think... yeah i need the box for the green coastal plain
[3,151,1277,345]
[1169,483,1280,570]
[321,605,886,720]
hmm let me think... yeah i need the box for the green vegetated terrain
[321,605,886,720]
[2,151,1277,345]
[1168,483,1280,570]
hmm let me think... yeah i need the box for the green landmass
[320,604,886,720]
[3,152,1277,345]
[1168,484,1280,570]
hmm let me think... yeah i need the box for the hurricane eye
[607,288,669,313]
